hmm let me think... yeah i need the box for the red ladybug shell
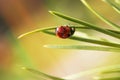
[56,25,75,39]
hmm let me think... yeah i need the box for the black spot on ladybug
[55,25,75,39]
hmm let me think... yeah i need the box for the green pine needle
[18,27,56,39]
[94,77,120,80]
[101,69,120,74]
[64,65,120,79]
[43,31,120,48]
[103,0,120,14]
[22,67,65,80]
[44,45,120,52]
[49,11,120,40]
[18,25,120,39]
[81,0,120,30]
[94,68,120,80]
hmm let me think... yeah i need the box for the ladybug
[55,25,75,39]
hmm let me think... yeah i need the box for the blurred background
[0,0,120,80]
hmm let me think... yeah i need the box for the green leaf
[81,0,120,30]
[49,11,120,40]
[22,67,65,80]
[103,0,120,14]
[44,45,120,52]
